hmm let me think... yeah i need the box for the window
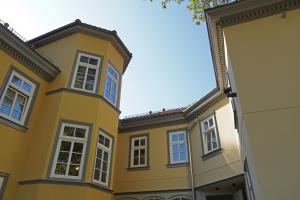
[93,131,113,186]
[0,70,36,125]
[0,173,8,199]
[71,52,101,93]
[104,65,119,106]
[244,159,256,200]
[200,114,220,154]
[168,131,188,164]
[50,122,89,180]
[130,135,148,168]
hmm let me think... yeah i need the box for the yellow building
[0,15,246,200]
[206,0,300,199]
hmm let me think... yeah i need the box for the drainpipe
[187,117,199,200]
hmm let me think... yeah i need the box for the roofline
[205,0,300,89]
[0,24,60,82]
[28,19,132,74]
[119,88,226,133]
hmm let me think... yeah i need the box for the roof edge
[119,88,226,133]
[28,19,132,74]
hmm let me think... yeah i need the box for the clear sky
[1,0,216,117]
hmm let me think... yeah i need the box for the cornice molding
[0,25,60,82]
[206,0,300,89]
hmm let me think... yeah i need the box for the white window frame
[50,122,89,180]
[70,52,101,93]
[200,114,220,154]
[92,130,113,186]
[130,136,148,168]
[0,70,36,125]
[103,64,119,106]
[169,131,188,164]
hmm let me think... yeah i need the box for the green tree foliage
[150,0,237,25]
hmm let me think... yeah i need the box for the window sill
[127,166,150,171]
[0,116,28,132]
[202,148,223,160]
[166,162,189,168]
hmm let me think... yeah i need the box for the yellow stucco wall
[224,8,300,200]
[114,124,191,193]
[0,31,126,200]
[190,98,242,188]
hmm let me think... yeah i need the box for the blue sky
[1,0,216,117]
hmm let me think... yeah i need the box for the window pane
[6,88,16,99]
[0,104,11,116]
[97,149,103,159]
[3,96,14,107]
[103,151,109,162]
[207,141,212,151]
[104,138,110,148]
[60,141,72,151]
[55,163,67,175]
[134,139,140,147]
[140,139,145,146]
[69,144,80,159]
[180,151,186,161]
[172,134,178,142]
[75,128,85,138]
[134,149,139,157]
[12,110,22,121]
[172,144,179,154]
[63,126,75,137]
[89,58,98,65]
[104,77,112,98]
[108,67,118,79]
[22,82,32,93]
[178,133,185,141]
[140,149,145,157]
[68,165,80,176]
[74,80,84,89]
[80,56,89,63]
[88,68,96,76]
[102,161,108,172]
[71,153,82,164]
[12,76,22,87]
[209,118,214,127]
[57,152,69,163]
[204,121,209,130]
[179,144,185,153]
[76,67,86,80]
[134,157,139,165]
[94,169,100,180]
[101,172,107,183]
[99,134,105,145]
[173,152,179,161]
[95,158,101,169]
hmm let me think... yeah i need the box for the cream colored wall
[114,124,191,193]
[190,98,242,187]
[224,8,300,200]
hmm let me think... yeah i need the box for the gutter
[187,117,200,200]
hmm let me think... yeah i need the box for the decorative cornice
[219,0,300,27]
[0,24,60,82]
[0,38,53,81]
[205,0,300,89]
